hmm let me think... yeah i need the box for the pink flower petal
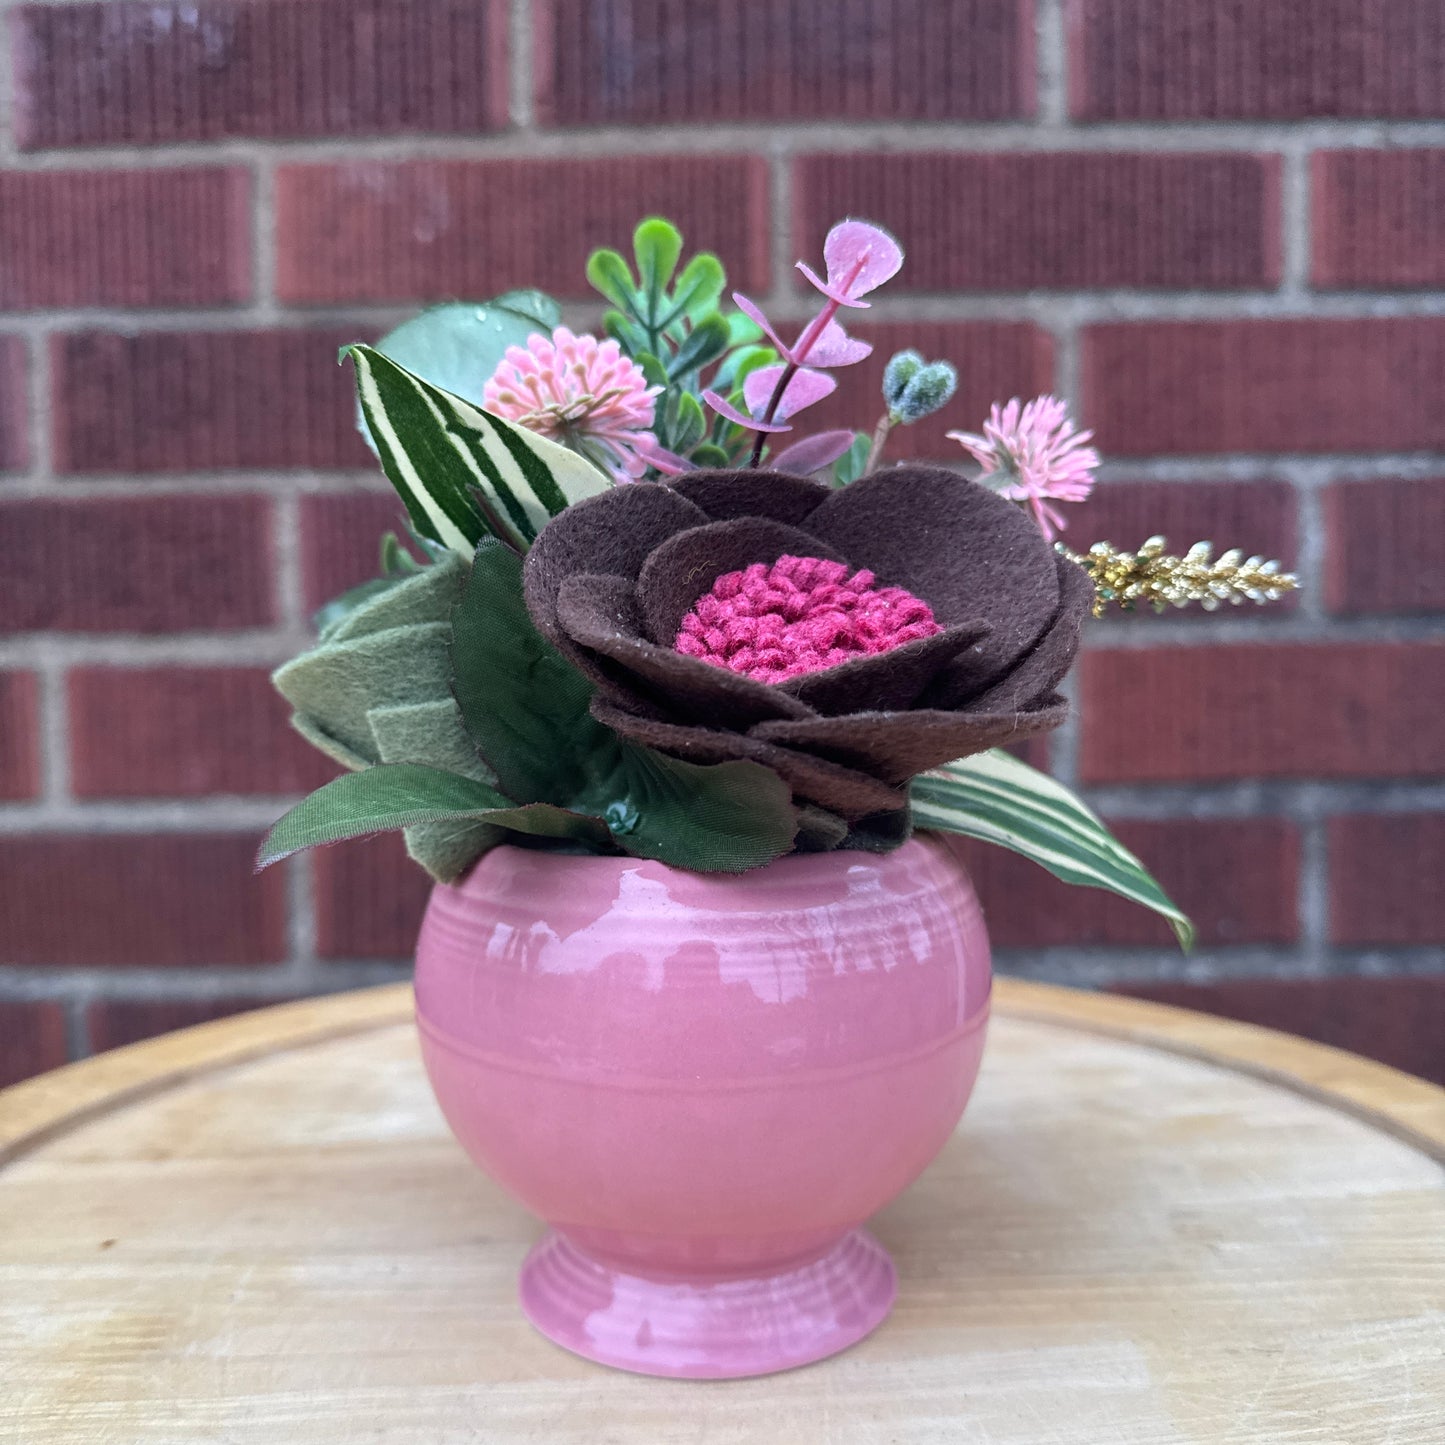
[743,365,837,422]
[702,388,792,433]
[731,293,791,358]
[769,430,857,476]
[824,220,903,299]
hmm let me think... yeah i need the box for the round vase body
[414,835,991,1379]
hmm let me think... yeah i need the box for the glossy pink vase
[414,836,991,1379]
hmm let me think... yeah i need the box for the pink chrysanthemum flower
[483,326,662,481]
[948,395,1100,541]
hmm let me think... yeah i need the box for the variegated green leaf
[910,749,1194,950]
[345,343,612,555]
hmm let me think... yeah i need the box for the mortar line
[509,0,536,131]
[1033,0,1069,127]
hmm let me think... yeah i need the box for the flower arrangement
[261,218,1297,948]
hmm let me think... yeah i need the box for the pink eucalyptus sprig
[703,219,902,466]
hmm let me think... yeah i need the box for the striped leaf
[345,343,612,555]
[910,750,1194,951]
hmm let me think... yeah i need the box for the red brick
[1110,977,1445,1086]
[1329,814,1445,946]
[0,495,272,633]
[0,168,250,310]
[0,833,286,966]
[1313,150,1445,289]
[11,0,510,150]
[313,833,431,960]
[0,336,28,472]
[795,152,1280,291]
[1325,478,1445,616]
[300,492,417,613]
[274,156,771,304]
[86,995,294,1054]
[1080,643,1445,783]
[0,672,41,801]
[1067,0,1445,121]
[0,1000,69,1088]
[1082,319,1445,455]
[51,330,373,473]
[950,818,1300,948]
[803,321,1054,461]
[1069,479,1299,619]
[69,668,335,799]
[535,0,1033,126]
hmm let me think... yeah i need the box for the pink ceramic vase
[414,835,992,1379]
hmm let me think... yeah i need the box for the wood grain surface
[2,980,1441,1443]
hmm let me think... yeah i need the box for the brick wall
[1,0,1442,1087]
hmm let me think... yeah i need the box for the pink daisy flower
[948,395,1100,541]
[483,326,663,481]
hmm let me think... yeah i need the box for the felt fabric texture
[524,466,1092,818]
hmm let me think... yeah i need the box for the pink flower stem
[746,254,868,468]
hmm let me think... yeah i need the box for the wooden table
[2,981,1441,1443]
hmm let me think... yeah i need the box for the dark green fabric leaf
[257,763,611,870]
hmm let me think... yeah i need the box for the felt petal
[590,697,907,821]
[749,699,1069,786]
[768,430,858,477]
[731,292,791,357]
[557,573,814,730]
[824,219,904,298]
[668,469,830,526]
[940,554,1094,713]
[635,516,846,645]
[522,480,709,642]
[806,466,1061,688]
[702,388,792,433]
[780,622,990,716]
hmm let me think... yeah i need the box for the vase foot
[518,1228,896,1379]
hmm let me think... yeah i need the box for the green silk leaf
[911,750,1195,950]
[257,763,612,869]
[345,344,611,555]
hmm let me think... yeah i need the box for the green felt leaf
[450,539,798,871]
[313,574,403,637]
[257,763,611,871]
[274,622,455,766]
[586,249,638,314]
[667,313,730,380]
[911,751,1195,951]
[285,710,373,773]
[321,551,465,645]
[346,344,611,555]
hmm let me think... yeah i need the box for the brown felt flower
[523,467,1094,823]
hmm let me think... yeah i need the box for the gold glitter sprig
[1059,536,1300,617]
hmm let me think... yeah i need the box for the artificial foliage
[263,215,1299,948]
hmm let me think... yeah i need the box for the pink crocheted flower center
[674,554,941,684]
